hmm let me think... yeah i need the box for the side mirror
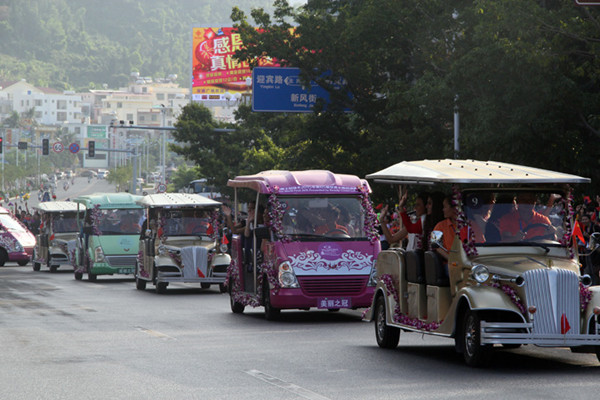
[590,232,600,251]
[429,230,446,251]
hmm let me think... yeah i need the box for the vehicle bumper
[481,321,600,346]
[270,287,375,310]
[9,251,31,262]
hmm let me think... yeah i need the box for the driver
[314,206,348,235]
[498,192,554,242]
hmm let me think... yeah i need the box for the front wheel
[17,260,29,266]
[74,270,83,280]
[200,282,211,289]
[33,262,41,271]
[49,265,58,273]
[461,310,492,367]
[374,295,400,349]
[219,283,227,293]
[263,280,280,320]
[156,281,168,294]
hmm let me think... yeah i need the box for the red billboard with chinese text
[192,27,278,101]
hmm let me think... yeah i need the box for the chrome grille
[105,255,136,267]
[297,276,368,296]
[524,268,580,335]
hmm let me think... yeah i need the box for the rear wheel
[461,310,492,367]
[88,273,97,282]
[229,279,245,314]
[200,282,211,289]
[33,262,41,271]
[263,279,280,321]
[374,295,400,349]
[74,270,83,280]
[17,260,29,266]
[219,283,227,293]
[135,262,146,290]
[49,265,58,273]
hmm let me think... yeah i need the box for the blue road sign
[252,67,349,113]
[69,143,80,153]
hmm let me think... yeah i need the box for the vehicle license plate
[317,297,351,309]
[118,268,134,274]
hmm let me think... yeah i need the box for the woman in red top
[379,189,428,250]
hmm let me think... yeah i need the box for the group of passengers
[377,188,567,260]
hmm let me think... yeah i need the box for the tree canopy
[206,0,600,200]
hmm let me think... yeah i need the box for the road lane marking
[245,369,331,400]
[135,326,175,339]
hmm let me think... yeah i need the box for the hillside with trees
[0,0,277,90]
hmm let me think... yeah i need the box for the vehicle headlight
[14,242,24,252]
[157,245,165,255]
[278,261,299,288]
[367,266,378,286]
[94,246,105,262]
[219,243,228,253]
[471,264,489,284]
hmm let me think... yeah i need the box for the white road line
[245,369,331,400]
[135,326,176,339]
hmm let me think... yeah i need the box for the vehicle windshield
[0,214,27,232]
[462,190,566,246]
[278,196,366,240]
[53,213,79,233]
[97,209,143,235]
[161,209,213,237]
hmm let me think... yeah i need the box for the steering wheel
[326,229,350,238]
[523,223,555,241]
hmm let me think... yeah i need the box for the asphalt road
[1,264,599,400]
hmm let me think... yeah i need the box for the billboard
[191,27,278,102]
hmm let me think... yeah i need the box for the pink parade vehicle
[226,170,381,319]
[0,206,35,266]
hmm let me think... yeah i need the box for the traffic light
[42,139,49,155]
[88,141,95,158]
[0,137,3,154]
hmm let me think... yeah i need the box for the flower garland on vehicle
[452,185,478,257]
[357,184,380,244]
[209,210,220,241]
[580,282,592,312]
[137,250,149,278]
[267,186,291,243]
[90,204,103,236]
[380,274,442,331]
[490,282,527,314]
[559,189,575,259]
[226,258,261,307]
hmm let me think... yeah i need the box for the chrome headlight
[278,261,299,288]
[14,242,24,252]
[471,264,489,284]
[94,246,105,262]
[157,245,166,255]
[219,243,228,253]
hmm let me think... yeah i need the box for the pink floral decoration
[357,184,379,244]
[380,274,442,331]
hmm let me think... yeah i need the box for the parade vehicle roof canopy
[33,201,85,212]
[228,170,370,195]
[366,159,591,185]
[73,193,143,209]
[136,193,222,208]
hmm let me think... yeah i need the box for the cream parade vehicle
[365,159,600,366]
[32,201,85,272]
[135,193,230,294]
